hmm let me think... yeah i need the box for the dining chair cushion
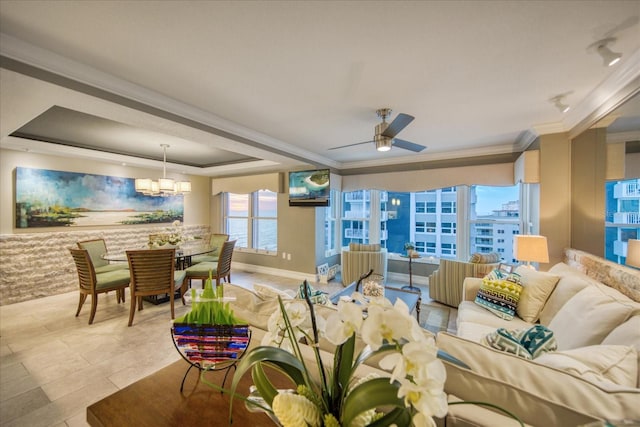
[95,269,132,291]
[190,254,219,264]
[185,262,218,277]
[77,239,109,268]
[174,270,187,287]
[95,263,129,274]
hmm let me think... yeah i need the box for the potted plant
[404,242,416,257]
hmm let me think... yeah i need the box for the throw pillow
[535,345,638,388]
[547,284,639,351]
[515,266,560,323]
[475,272,523,320]
[482,325,557,360]
[469,252,501,264]
[253,283,294,301]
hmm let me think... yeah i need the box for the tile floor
[0,271,456,427]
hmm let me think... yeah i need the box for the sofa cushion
[458,301,532,330]
[437,332,640,426]
[548,284,639,350]
[253,283,294,300]
[474,273,522,320]
[534,345,638,388]
[514,266,560,323]
[469,252,500,264]
[539,263,599,325]
[602,316,640,387]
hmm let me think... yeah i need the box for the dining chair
[184,240,236,289]
[77,238,129,274]
[126,248,187,326]
[69,248,131,325]
[190,233,229,264]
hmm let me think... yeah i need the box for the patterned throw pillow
[475,271,523,320]
[482,325,557,360]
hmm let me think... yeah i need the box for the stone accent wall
[0,224,210,306]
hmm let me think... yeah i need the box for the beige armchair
[341,243,387,286]
[428,253,501,307]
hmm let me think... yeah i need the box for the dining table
[102,243,216,270]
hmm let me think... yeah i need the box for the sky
[474,185,520,216]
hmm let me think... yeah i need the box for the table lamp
[514,235,549,270]
[626,239,640,269]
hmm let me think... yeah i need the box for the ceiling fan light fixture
[376,137,393,152]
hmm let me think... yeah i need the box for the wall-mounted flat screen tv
[288,169,330,207]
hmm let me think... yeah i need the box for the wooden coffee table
[87,359,291,427]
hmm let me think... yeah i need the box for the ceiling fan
[330,108,427,153]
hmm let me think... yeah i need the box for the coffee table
[87,359,290,427]
[330,282,422,322]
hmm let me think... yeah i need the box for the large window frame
[224,190,278,255]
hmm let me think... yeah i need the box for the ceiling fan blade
[328,140,373,150]
[392,138,427,152]
[381,113,414,138]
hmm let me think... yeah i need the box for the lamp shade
[514,235,549,264]
[627,239,640,268]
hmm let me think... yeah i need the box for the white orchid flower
[361,305,412,350]
[324,300,363,345]
[378,340,437,383]
[397,377,448,419]
[412,411,437,427]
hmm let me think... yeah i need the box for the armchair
[428,253,500,307]
[340,243,387,287]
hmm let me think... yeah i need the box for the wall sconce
[626,239,640,269]
[514,235,549,269]
[391,198,401,206]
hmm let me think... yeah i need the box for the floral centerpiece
[225,286,449,427]
[149,220,188,248]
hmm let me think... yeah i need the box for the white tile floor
[0,271,455,427]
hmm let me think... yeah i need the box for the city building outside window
[605,178,639,265]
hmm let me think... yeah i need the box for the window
[425,242,436,254]
[605,179,640,265]
[416,201,426,213]
[224,190,277,253]
[415,221,425,232]
[442,202,456,214]
[426,222,436,233]
[441,243,456,255]
[324,190,340,256]
[442,222,456,234]
[426,202,436,213]
[469,184,521,262]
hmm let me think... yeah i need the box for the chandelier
[134,144,191,196]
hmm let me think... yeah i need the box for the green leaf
[251,362,278,407]
[341,377,404,427]
[367,407,412,427]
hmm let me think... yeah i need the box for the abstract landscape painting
[15,167,184,228]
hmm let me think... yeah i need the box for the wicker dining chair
[184,240,236,289]
[69,248,131,325]
[126,248,187,326]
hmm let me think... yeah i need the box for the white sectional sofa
[437,248,640,426]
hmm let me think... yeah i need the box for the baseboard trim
[232,262,318,283]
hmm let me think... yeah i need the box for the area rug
[419,303,452,334]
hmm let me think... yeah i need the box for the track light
[550,95,570,113]
[590,37,622,67]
